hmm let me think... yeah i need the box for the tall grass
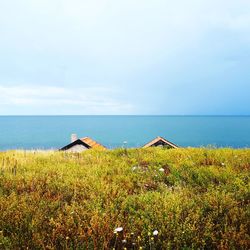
[0,148,249,249]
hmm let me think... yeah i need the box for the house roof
[60,136,106,151]
[143,136,178,149]
[60,139,91,151]
[80,137,106,150]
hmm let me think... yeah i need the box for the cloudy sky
[0,0,250,115]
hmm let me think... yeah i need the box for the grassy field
[0,148,249,249]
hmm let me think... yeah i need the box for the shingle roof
[143,136,178,148]
[80,137,106,150]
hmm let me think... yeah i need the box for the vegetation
[0,148,249,249]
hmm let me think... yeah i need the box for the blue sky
[0,0,250,115]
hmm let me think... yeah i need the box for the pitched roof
[60,137,106,151]
[143,136,178,148]
[80,137,106,150]
[60,139,91,151]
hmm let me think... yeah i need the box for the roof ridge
[143,136,178,148]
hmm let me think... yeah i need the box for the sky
[0,0,250,115]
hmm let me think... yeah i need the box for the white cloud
[0,1,250,115]
[0,85,134,115]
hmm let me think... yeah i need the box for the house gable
[60,139,91,151]
[151,139,173,148]
[143,136,178,149]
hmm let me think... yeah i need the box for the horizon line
[0,114,250,117]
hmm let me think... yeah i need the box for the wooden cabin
[143,136,178,149]
[60,134,106,152]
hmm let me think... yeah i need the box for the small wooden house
[60,134,106,152]
[143,136,178,149]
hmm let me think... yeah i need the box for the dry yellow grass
[0,148,249,249]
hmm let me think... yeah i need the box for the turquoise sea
[0,116,249,150]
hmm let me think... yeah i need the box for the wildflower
[114,227,123,233]
[122,239,127,243]
[159,168,164,172]
[153,230,158,236]
[66,236,69,240]
[221,163,225,166]
[132,166,138,171]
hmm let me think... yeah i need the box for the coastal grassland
[0,148,249,249]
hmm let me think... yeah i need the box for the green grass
[0,148,249,249]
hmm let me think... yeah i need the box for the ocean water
[0,116,249,150]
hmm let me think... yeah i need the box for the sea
[0,116,249,150]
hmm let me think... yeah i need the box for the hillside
[0,148,249,249]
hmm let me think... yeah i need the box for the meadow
[0,148,249,249]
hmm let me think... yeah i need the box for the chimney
[71,134,78,143]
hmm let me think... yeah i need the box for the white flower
[132,166,138,171]
[153,230,158,236]
[114,227,123,233]
[159,168,164,172]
